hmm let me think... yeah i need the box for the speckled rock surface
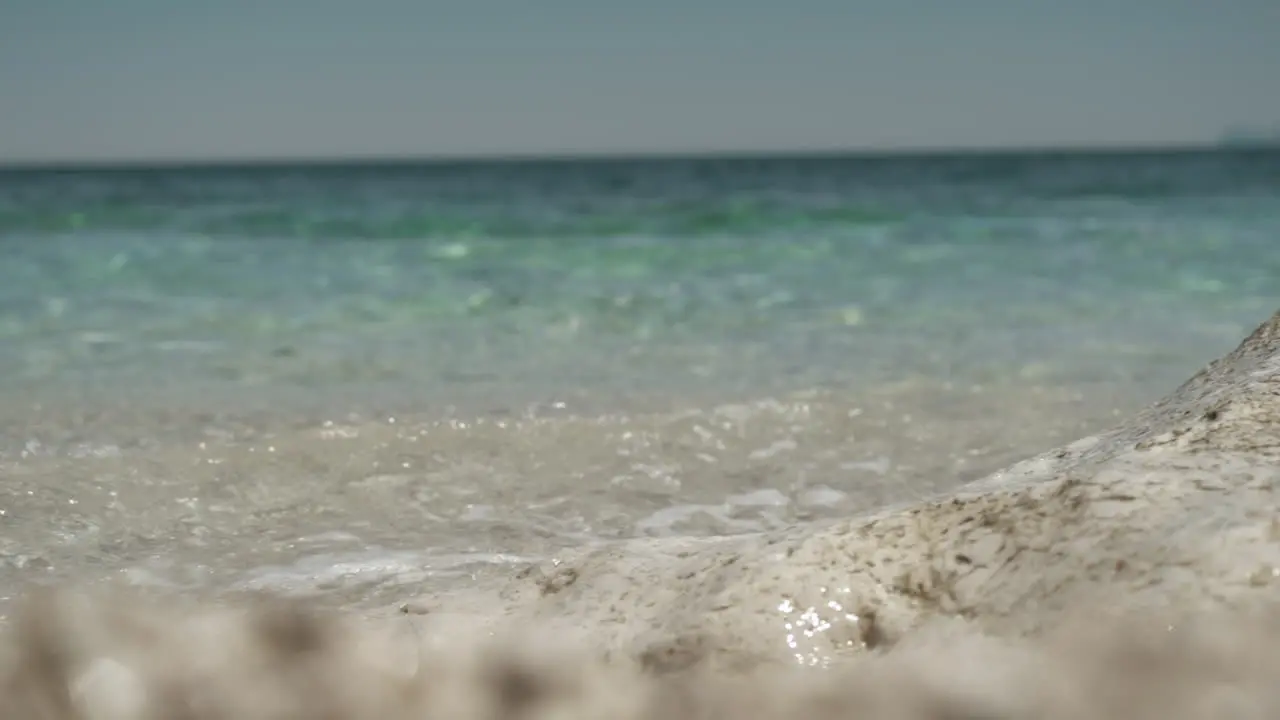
[426,310,1280,669]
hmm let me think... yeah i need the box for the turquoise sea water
[1,149,1276,426]
[0,148,1277,608]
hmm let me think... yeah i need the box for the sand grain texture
[4,310,1280,719]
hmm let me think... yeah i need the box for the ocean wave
[0,200,905,239]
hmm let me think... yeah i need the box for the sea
[0,147,1277,617]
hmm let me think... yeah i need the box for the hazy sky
[2,0,1278,162]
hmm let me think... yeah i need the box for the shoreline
[4,309,1280,718]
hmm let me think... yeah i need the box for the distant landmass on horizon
[1220,126,1280,148]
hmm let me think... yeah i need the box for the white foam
[231,549,537,596]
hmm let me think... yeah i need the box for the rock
[458,309,1280,668]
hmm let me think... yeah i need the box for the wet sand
[0,375,1133,613]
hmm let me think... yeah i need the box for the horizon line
[0,139,1268,173]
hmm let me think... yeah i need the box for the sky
[1,0,1278,163]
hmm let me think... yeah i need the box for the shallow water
[0,148,1277,618]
